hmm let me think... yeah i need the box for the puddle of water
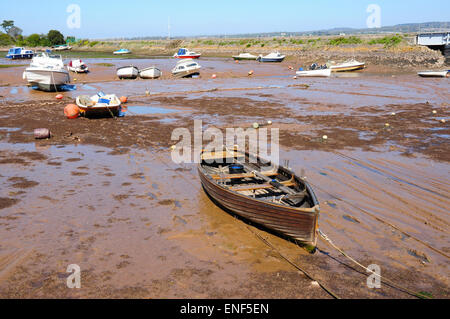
[9,88,18,94]
[0,127,21,132]
[123,106,180,115]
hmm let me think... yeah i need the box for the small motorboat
[417,70,450,78]
[232,53,258,61]
[22,52,70,91]
[53,44,72,51]
[67,59,89,73]
[113,49,131,55]
[296,63,331,77]
[117,65,139,79]
[6,47,34,59]
[173,48,201,59]
[172,59,201,78]
[257,52,285,62]
[76,93,121,118]
[139,66,162,79]
[329,59,365,72]
[198,147,320,248]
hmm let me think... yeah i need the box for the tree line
[0,20,66,47]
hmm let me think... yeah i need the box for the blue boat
[6,47,34,59]
[113,49,131,55]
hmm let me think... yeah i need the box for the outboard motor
[310,63,318,70]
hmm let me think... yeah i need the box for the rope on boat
[247,226,340,299]
[317,229,431,299]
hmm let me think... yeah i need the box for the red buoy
[56,94,63,100]
[64,104,80,119]
[120,96,128,103]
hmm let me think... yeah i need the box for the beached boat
[53,44,72,51]
[113,49,131,55]
[22,52,70,91]
[76,93,121,117]
[173,48,201,59]
[6,47,34,59]
[172,59,201,78]
[417,70,449,78]
[117,65,139,79]
[257,52,285,62]
[139,66,162,79]
[232,53,258,61]
[296,68,331,77]
[329,59,365,72]
[67,59,89,73]
[198,147,320,247]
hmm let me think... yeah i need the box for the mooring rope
[309,181,450,260]
[317,229,431,299]
[247,226,340,299]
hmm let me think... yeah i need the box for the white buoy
[253,122,259,129]
[441,119,446,123]
[267,120,272,125]
[391,112,396,116]
[322,135,328,140]
[432,110,437,114]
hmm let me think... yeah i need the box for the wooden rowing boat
[198,148,320,248]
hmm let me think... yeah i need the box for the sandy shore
[0,57,448,298]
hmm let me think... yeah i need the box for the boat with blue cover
[6,47,34,59]
[113,49,131,55]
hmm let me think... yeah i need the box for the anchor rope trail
[317,229,431,299]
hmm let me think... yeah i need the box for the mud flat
[0,57,448,298]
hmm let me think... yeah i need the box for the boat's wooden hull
[331,63,365,72]
[198,158,320,246]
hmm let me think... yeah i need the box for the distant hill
[106,21,450,40]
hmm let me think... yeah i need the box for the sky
[0,0,449,39]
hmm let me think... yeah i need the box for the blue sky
[1,0,449,38]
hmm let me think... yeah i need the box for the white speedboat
[113,49,131,55]
[172,59,201,78]
[67,59,89,73]
[296,68,331,77]
[329,59,365,72]
[173,48,201,59]
[257,52,285,62]
[117,65,139,79]
[22,52,70,91]
[53,44,72,51]
[232,53,258,61]
[417,70,449,78]
[139,66,162,79]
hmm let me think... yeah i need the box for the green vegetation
[328,36,362,45]
[368,35,403,47]
[0,64,26,68]
[94,63,114,67]
[0,33,14,46]
[47,30,65,46]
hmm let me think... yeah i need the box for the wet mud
[0,56,448,299]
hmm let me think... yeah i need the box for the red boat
[173,48,201,59]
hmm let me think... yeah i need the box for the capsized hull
[139,67,162,79]
[117,66,139,79]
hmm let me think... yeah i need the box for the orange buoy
[211,74,217,79]
[248,70,254,76]
[56,94,63,100]
[64,104,80,119]
[120,96,128,103]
